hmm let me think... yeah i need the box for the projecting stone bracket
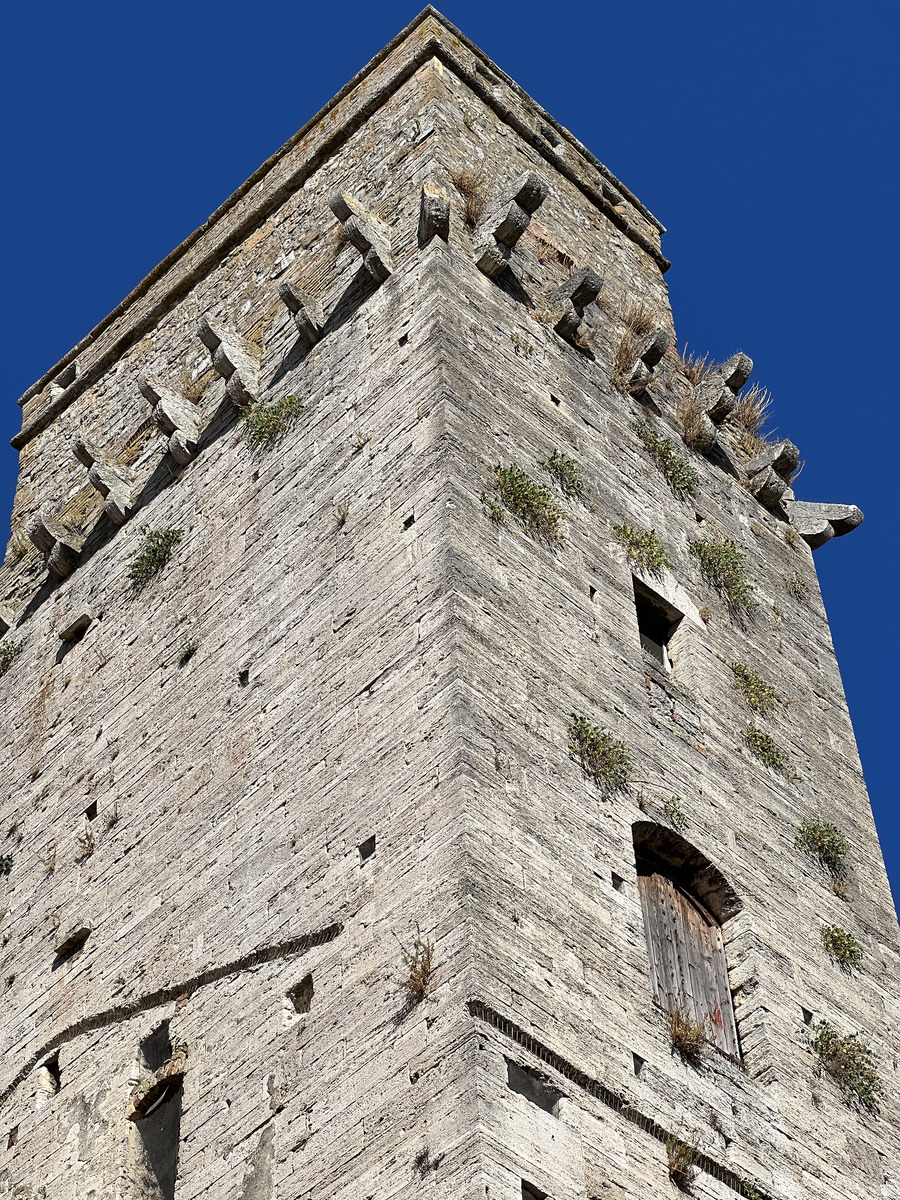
[785,501,863,550]
[139,377,203,465]
[418,182,450,245]
[744,439,800,510]
[328,192,393,283]
[688,352,753,454]
[622,328,672,392]
[197,318,259,409]
[26,507,84,580]
[276,281,324,349]
[71,435,136,525]
[549,266,604,344]
[126,1047,188,1121]
[474,170,549,279]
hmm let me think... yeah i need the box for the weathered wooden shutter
[638,869,741,1061]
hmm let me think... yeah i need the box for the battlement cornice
[11,6,667,451]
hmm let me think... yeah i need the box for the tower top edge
[12,6,665,438]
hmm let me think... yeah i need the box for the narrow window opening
[522,1183,548,1200]
[43,1053,61,1095]
[589,585,598,602]
[84,800,98,822]
[612,872,625,892]
[632,1052,646,1077]
[130,1023,183,1200]
[358,835,376,863]
[237,668,250,687]
[288,973,314,1014]
[398,333,409,346]
[801,1007,814,1026]
[7,1125,19,1149]
[632,578,682,673]
[403,512,415,530]
[506,1059,559,1115]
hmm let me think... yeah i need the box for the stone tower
[0,8,896,1199]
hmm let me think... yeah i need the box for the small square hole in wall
[358,835,376,863]
[522,1183,548,1200]
[612,872,625,892]
[7,1125,18,1149]
[801,1006,814,1026]
[632,578,683,674]
[403,513,415,530]
[84,801,98,822]
[288,973,314,1014]
[589,585,598,602]
[632,1052,645,1077]
[399,333,409,346]
[549,394,561,406]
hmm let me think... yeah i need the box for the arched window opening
[633,822,742,1063]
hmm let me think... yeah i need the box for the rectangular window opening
[506,1059,559,1115]
[632,1052,645,1077]
[403,513,415,530]
[612,872,625,892]
[84,800,98,822]
[522,1183,549,1200]
[358,835,376,863]
[632,578,682,674]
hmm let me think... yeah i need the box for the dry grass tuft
[725,382,774,457]
[666,1136,699,1191]
[397,925,437,1006]
[611,332,640,392]
[666,1007,709,1066]
[179,367,214,404]
[622,298,657,339]
[450,167,488,226]
[677,347,713,385]
[675,394,709,449]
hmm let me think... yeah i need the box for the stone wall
[0,9,896,1200]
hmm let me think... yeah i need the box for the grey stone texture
[0,7,896,1200]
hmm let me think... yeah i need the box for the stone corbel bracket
[689,353,753,454]
[744,440,799,510]
[623,328,672,392]
[419,182,450,245]
[139,378,202,465]
[474,170,549,279]
[785,501,863,550]
[197,318,259,409]
[26,507,84,580]
[276,281,325,349]
[71,435,136,525]
[328,192,393,283]
[549,266,604,345]
[126,1046,188,1122]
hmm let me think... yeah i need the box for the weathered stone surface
[0,10,895,1200]
[786,500,864,549]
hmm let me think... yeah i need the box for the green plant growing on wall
[740,1182,764,1200]
[397,925,436,1006]
[743,725,789,773]
[795,818,850,883]
[0,641,24,678]
[539,450,583,498]
[807,1020,882,1113]
[567,715,631,795]
[784,572,808,601]
[663,796,688,831]
[510,331,534,357]
[730,663,780,715]
[243,394,305,448]
[689,536,755,613]
[631,420,699,499]
[821,925,863,970]
[483,464,565,541]
[666,1135,698,1190]
[613,524,670,575]
[128,528,183,590]
[666,1006,709,1066]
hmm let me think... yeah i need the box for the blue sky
[1,0,897,910]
